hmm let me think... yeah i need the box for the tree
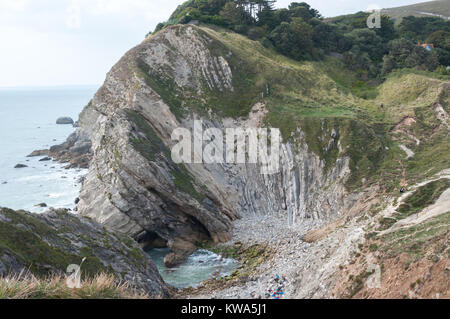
[399,16,450,41]
[256,0,276,28]
[427,30,450,50]
[434,48,450,66]
[310,18,342,52]
[220,1,243,26]
[290,17,314,58]
[269,22,297,57]
[344,46,380,77]
[269,17,314,60]
[375,15,396,42]
[288,2,321,19]
[382,38,440,74]
[381,55,395,74]
[346,28,386,62]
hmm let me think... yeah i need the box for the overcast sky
[0,0,428,87]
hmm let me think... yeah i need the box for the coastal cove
[0,0,449,300]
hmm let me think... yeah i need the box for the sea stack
[56,117,74,125]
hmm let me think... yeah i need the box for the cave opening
[137,231,168,252]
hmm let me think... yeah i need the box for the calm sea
[0,86,98,212]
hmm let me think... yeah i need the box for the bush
[382,38,439,74]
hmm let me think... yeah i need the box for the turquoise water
[148,248,239,289]
[0,86,98,212]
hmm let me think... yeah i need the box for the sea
[0,86,97,212]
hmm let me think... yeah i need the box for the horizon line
[0,84,101,90]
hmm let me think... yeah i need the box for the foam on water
[148,248,239,289]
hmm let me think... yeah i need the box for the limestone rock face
[63,25,352,267]
[49,129,92,169]
[0,207,169,298]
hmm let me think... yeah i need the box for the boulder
[39,157,52,162]
[56,117,74,125]
[27,150,49,157]
[164,239,197,268]
[48,131,92,169]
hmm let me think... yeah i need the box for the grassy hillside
[147,24,450,192]
[383,0,450,22]
[210,25,449,185]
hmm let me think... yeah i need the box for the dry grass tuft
[0,271,149,299]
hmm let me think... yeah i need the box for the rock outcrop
[56,117,74,125]
[58,25,355,267]
[27,150,49,157]
[31,128,92,169]
[49,129,92,168]
[0,207,169,298]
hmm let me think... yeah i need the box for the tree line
[151,0,450,84]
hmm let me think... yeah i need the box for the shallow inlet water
[147,248,239,288]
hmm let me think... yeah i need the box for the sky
[0,0,428,87]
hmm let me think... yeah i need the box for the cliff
[63,24,367,266]
[54,23,450,299]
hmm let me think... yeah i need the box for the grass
[382,0,450,23]
[377,211,450,260]
[377,178,450,231]
[199,241,272,281]
[125,109,205,202]
[396,178,450,219]
[405,131,450,184]
[0,208,108,278]
[199,26,361,120]
[346,270,375,298]
[369,72,443,124]
[135,59,186,120]
[201,28,450,191]
[0,272,148,299]
[125,108,170,162]
[352,211,450,298]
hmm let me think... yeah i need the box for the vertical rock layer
[68,25,354,265]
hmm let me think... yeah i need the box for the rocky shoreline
[182,213,344,299]
[28,127,92,170]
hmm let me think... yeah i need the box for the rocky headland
[24,23,450,298]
